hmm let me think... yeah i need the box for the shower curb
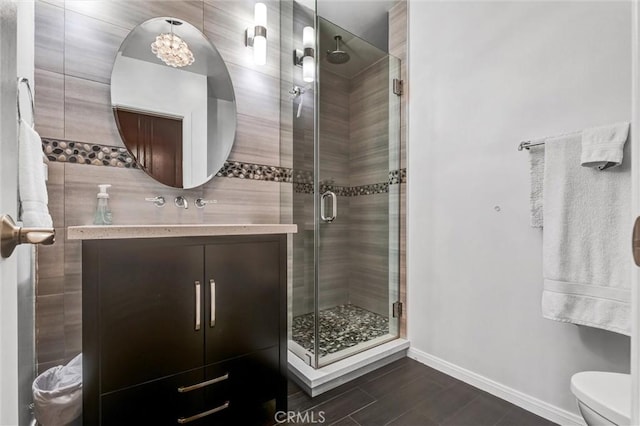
[288,339,409,397]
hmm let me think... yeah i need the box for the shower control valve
[289,86,305,98]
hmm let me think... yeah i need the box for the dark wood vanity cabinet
[82,235,287,425]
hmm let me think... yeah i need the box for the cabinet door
[204,239,281,364]
[98,241,204,393]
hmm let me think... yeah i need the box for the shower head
[326,35,350,64]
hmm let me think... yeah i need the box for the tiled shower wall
[292,59,394,318]
[348,57,392,317]
[34,0,285,373]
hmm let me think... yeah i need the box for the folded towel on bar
[529,144,544,228]
[581,122,629,170]
[19,118,53,228]
[542,133,630,335]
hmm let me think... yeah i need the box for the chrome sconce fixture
[245,3,267,65]
[294,26,315,82]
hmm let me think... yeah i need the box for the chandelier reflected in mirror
[150,19,195,68]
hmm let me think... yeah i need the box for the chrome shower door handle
[320,191,337,223]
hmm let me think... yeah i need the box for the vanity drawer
[200,347,281,426]
[205,346,280,403]
[100,347,280,425]
[100,367,227,425]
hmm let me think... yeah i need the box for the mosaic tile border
[41,138,406,192]
[42,138,138,168]
[216,160,292,183]
[293,169,406,195]
[389,168,407,185]
[42,138,293,183]
[293,182,393,196]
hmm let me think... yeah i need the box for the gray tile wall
[34,0,285,372]
[348,58,391,317]
[317,66,351,311]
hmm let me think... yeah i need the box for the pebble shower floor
[292,304,389,357]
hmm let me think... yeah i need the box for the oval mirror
[110,17,236,189]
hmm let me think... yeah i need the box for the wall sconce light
[245,3,267,66]
[294,26,315,82]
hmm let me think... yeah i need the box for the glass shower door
[315,17,401,367]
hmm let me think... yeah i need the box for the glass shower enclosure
[284,2,401,368]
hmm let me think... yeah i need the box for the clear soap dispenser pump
[93,184,113,225]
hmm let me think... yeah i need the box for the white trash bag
[32,353,82,426]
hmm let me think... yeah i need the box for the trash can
[32,353,82,426]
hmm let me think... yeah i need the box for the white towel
[19,119,53,228]
[528,144,544,228]
[542,133,630,335]
[581,122,629,170]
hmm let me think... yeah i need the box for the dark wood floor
[287,357,557,426]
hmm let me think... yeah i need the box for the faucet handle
[175,196,189,209]
[145,196,166,207]
[195,199,217,209]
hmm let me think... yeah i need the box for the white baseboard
[407,347,585,426]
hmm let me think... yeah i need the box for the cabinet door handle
[210,279,216,327]
[177,373,229,393]
[177,401,230,424]
[195,281,201,331]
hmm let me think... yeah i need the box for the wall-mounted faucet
[144,196,166,207]
[175,196,189,209]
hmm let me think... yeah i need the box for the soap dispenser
[93,184,113,225]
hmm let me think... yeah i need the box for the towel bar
[518,130,582,151]
[518,141,545,151]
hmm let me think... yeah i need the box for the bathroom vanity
[68,224,296,425]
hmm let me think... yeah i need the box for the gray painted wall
[408,0,632,417]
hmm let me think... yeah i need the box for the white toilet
[570,371,630,426]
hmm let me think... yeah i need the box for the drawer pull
[177,401,230,424]
[194,281,201,331]
[210,279,216,327]
[177,373,229,393]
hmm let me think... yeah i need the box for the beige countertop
[67,224,298,240]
